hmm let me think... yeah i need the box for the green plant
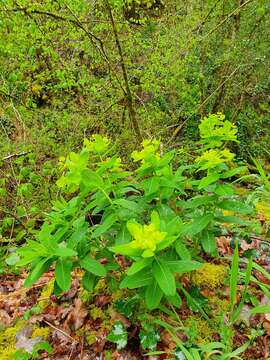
[107,321,128,350]
[13,341,53,360]
[152,318,250,360]
[14,115,255,312]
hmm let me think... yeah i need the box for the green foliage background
[1,0,269,156]
[0,0,269,266]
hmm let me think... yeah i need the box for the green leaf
[181,195,217,209]
[5,252,20,266]
[232,257,253,323]
[55,258,72,292]
[127,258,153,276]
[120,268,152,289]
[53,247,77,257]
[145,280,163,310]
[215,215,246,225]
[32,341,53,358]
[214,184,235,196]
[250,305,270,315]
[166,292,182,308]
[221,166,246,179]
[110,243,142,256]
[185,285,208,315]
[152,259,176,296]
[24,258,51,288]
[230,241,239,312]
[107,321,127,350]
[80,256,106,277]
[164,216,184,236]
[139,326,160,351]
[114,296,139,317]
[92,213,117,238]
[82,271,96,291]
[113,199,142,213]
[184,213,213,236]
[167,260,202,273]
[114,225,132,245]
[198,173,220,189]
[81,169,104,189]
[218,200,252,214]
[142,176,160,196]
[220,341,250,359]
[175,241,191,260]
[201,230,217,255]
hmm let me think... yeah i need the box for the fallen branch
[44,321,78,343]
[2,151,32,161]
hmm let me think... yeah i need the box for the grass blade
[230,241,239,313]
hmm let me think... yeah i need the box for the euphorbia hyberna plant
[15,114,254,310]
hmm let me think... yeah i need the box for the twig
[167,63,253,143]
[2,151,31,161]
[203,0,254,38]
[44,321,78,343]
[0,89,18,100]
[193,0,222,33]
[0,282,49,301]
[106,1,142,142]
[3,6,108,65]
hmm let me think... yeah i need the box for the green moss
[38,279,54,309]
[31,326,50,339]
[184,316,214,345]
[94,279,108,294]
[89,306,104,320]
[85,331,97,346]
[192,263,228,289]
[209,295,230,314]
[0,320,25,360]
[79,289,93,303]
[111,289,126,302]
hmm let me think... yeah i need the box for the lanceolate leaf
[82,271,96,291]
[81,169,104,189]
[120,268,152,289]
[145,280,163,310]
[113,199,142,213]
[92,213,117,238]
[53,247,77,257]
[55,258,72,292]
[175,241,191,260]
[214,184,234,196]
[250,305,270,315]
[221,166,246,179]
[166,292,182,308]
[110,244,142,256]
[80,256,106,277]
[167,260,202,273]
[230,242,239,312]
[198,173,220,189]
[181,195,217,209]
[152,259,176,296]
[127,257,153,276]
[201,230,217,255]
[184,214,213,236]
[24,258,52,288]
[218,200,252,214]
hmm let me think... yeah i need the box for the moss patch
[192,263,228,289]
[0,320,26,360]
[184,316,215,345]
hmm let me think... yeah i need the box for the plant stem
[106,1,142,142]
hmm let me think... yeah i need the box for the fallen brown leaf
[64,298,88,331]
[0,309,11,326]
[109,309,131,327]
